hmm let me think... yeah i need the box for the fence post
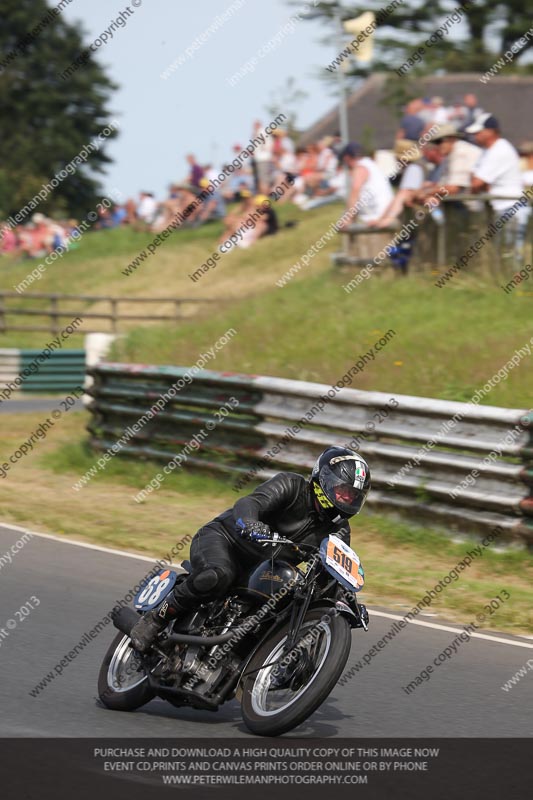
[0,293,6,334]
[110,299,118,333]
[50,295,59,336]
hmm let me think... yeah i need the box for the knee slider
[192,567,228,595]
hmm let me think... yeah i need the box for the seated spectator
[339,142,394,227]
[302,163,348,210]
[195,178,226,223]
[0,224,19,255]
[369,140,425,227]
[137,192,158,226]
[303,136,338,192]
[238,195,278,249]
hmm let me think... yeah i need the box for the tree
[264,77,309,139]
[292,0,533,79]
[0,0,117,219]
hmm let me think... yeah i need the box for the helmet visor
[320,466,365,515]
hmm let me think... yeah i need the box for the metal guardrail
[86,364,533,546]
[0,292,216,335]
[0,348,86,394]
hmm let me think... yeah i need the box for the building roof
[300,73,533,149]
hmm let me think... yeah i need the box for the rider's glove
[236,518,271,542]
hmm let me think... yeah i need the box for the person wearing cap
[195,177,226,224]
[468,114,529,256]
[468,115,525,213]
[339,142,393,227]
[418,123,481,203]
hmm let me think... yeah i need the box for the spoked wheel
[97,631,155,711]
[240,607,351,736]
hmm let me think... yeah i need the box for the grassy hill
[2,200,531,406]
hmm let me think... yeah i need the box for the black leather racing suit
[169,472,351,610]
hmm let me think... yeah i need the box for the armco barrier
[0,348,86,394]
[86,363,533,546]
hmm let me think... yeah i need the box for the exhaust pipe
[112,607,140,636]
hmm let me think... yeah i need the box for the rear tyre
[97,631,155,711]
[240,607,351,736]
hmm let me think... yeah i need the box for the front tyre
[97,631,155,711]
[240,607,351,736]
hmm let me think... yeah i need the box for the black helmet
[310,446,371,523]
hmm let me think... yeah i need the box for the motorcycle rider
[130,446,371,652]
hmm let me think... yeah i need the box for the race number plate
[133,570,178,611]
[320,535,365,592]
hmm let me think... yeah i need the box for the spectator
[186,154,204,188]
[396,99,425,142]
[518,142,533,187]
[369,140,425,227]
[251,120,274,193]
[195,178,226,223]
[468,115,524,212]
[137,192,158,226]
[422,124,481,199]
[339,142,394,227]
[430,97,449,125]
[460,94,484,133]
[302,163,348,210]
[468,114,529,254]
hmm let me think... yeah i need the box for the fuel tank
[237,559,299,602]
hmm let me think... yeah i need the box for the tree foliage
[0,0,117,219]
[293,0,533,79]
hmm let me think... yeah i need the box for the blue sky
[59,0,339,201]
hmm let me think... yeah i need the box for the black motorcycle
[98,533,369,736]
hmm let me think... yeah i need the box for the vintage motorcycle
[98,533,369,736]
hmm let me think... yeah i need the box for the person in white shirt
[518,142,533,187]
[468,114,524,213]
[468,114,529,255]
[339,142,393,226]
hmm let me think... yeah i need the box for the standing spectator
[186,154,204,188]
[459,94,484,133]
[396,99,425,142]
[468,114,529,256]
[518,142,533,187]
[430,97,449,125]
[422,124,481,198]
[468,115,524,212]
[251,120,274,192]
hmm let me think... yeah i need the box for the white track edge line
[370,610,533,649]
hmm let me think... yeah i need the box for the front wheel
[97,631,155,711]
[240,607,351,736]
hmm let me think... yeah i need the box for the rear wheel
[240,607,351,736]
[97,631,155,711]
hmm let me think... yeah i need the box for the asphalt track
[0,523,532,738]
